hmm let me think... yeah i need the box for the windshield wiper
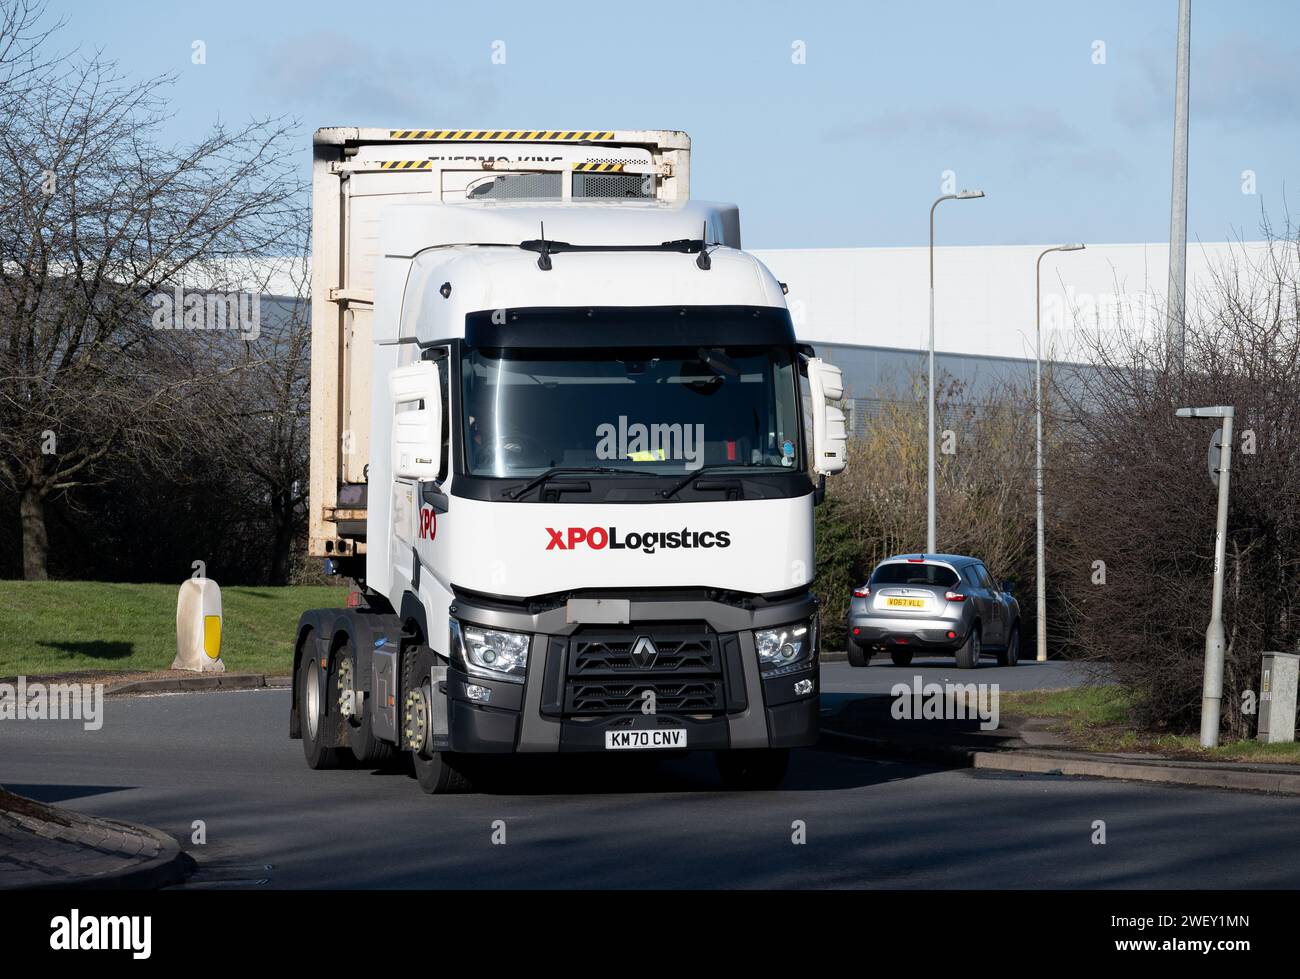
[504,466,645,500]
[658,465,762,500]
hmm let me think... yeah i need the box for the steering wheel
[479,432,551,469]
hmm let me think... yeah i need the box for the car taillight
[853,585,871,598]
[945,591,965,602]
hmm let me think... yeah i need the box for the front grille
[566,679,724,714]
[571,635,718,674]
[562,624,726,716]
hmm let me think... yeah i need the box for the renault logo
[630,636,659,669]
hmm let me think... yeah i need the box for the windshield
[870,563,960,588]
[460,346,802,478]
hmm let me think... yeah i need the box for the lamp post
[1034,243,1085,662]
[1175,405,1235,748]
[928,190,985,554]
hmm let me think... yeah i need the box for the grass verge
[1002,684,1300,763]
[0,580,347,678]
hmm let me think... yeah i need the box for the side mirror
[389,360,443,482]
[807,357,847,476]
[1001,579,1016,594]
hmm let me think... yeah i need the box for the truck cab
[292,129,847,791]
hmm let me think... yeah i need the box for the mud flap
[429,661,450,751]
[372,648,398,742]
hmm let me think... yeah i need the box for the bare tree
[1052,229,1300,739]
[206,230,312,585]
[818,371,1040,647]
[0,18,301,579]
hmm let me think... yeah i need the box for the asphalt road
[6,668,1300,889]
[819,655,1106,695]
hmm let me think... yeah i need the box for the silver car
[846,554,1021,668]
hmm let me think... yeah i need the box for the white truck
[291,127,847,792]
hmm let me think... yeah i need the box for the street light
[1175,404,1235,748]
[1034,243,1085,662]
[928,189,985,554]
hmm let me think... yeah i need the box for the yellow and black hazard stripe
[572,161,625,172]
[378,160,433,170]
[388,129,616,141]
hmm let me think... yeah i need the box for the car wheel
[847,640,871,667]
[889,648,913,667]
[996,625,1021,667]
[956,626,982,669]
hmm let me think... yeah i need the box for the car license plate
[604,729,687,750]
[886,597,925,608]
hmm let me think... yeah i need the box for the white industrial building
[751,240,1272,429]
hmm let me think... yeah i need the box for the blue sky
[49,0,1300,249]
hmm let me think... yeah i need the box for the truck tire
[336,638,395,767]
[299,647,345,770]
[715,748,789,790]
[956,626,982,669]
[402,645,472,794]
[889,648,913,667]
[995,624,1021,667]
[847,640,871,667]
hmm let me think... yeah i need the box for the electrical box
[1257,651,1298,743]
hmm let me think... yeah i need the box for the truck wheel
[716,749,789,790]
[847,640,871,667]
[336,639,395,767]
[956,626,982,669]
[299,648,344,770]
[996,625,1021,667]
[889,648,913,667]
[402,645,471,794]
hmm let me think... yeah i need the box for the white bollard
[173,578,226,673]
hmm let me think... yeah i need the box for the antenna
[536,221,552,271]
[696,221,711,271]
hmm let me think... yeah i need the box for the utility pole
[927,190,984,554]
[1034,244,1085,661]
[1167,0,1191,372]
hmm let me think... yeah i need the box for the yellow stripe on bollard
[203,615,222,659]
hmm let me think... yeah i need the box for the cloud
[1115,34,1300,129]
[253,31,498,122]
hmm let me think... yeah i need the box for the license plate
[886,597,925,608]
[604,729,687,750]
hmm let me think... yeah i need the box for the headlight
[756,620,815,676]
[450,620,530,683]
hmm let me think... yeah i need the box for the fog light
[465,684,491,703]
[947,631,957,639]
[794,678,814,696]
[852,627,860,635]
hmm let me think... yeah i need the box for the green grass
[1002,684,1300,763]
[1001,685,1134,727]
[0,580,349,677]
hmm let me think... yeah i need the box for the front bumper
[442,592,821,754]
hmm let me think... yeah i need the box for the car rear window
[870,563,960,588]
